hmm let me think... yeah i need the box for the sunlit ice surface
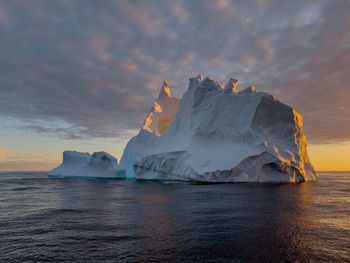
[0,171,349,262]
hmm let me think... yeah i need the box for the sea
[0,171,349,263]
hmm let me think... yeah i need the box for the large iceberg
[122,74,318,183]
[49,151,126,178]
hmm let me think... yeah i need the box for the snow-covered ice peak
[239,85,255,94]
[224,78,239,93]
[197,77,223,92]
[141,80,180,136]
[189,74,203,88]
[158,80,171,101]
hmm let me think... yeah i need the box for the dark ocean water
[0,172,349,263]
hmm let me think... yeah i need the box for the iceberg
[48,151,91,177]
[48,151,126,178]
[119,80,180,177]
[123,74,318,183]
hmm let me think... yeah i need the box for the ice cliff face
[119,80,180,177]
[142,81,180,136]
[49,151,125,178]
[125,74,317,183]
[48,151,91,177]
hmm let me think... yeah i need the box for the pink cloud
[241,54,257,67]
[87,37,111,62]
[0,8,11,25]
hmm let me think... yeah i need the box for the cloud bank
[0,0,349,143]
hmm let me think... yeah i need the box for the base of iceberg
[134,150,316,183]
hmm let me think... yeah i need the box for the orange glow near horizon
[308,143,350,171]
[1,141,350,172]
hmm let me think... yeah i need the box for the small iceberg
[48,151,126,179]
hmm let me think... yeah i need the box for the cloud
[0,0,349,144]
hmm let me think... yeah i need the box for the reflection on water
[135,185,182,261]
[0,172,349,262]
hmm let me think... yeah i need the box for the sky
[0,0,350,171]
